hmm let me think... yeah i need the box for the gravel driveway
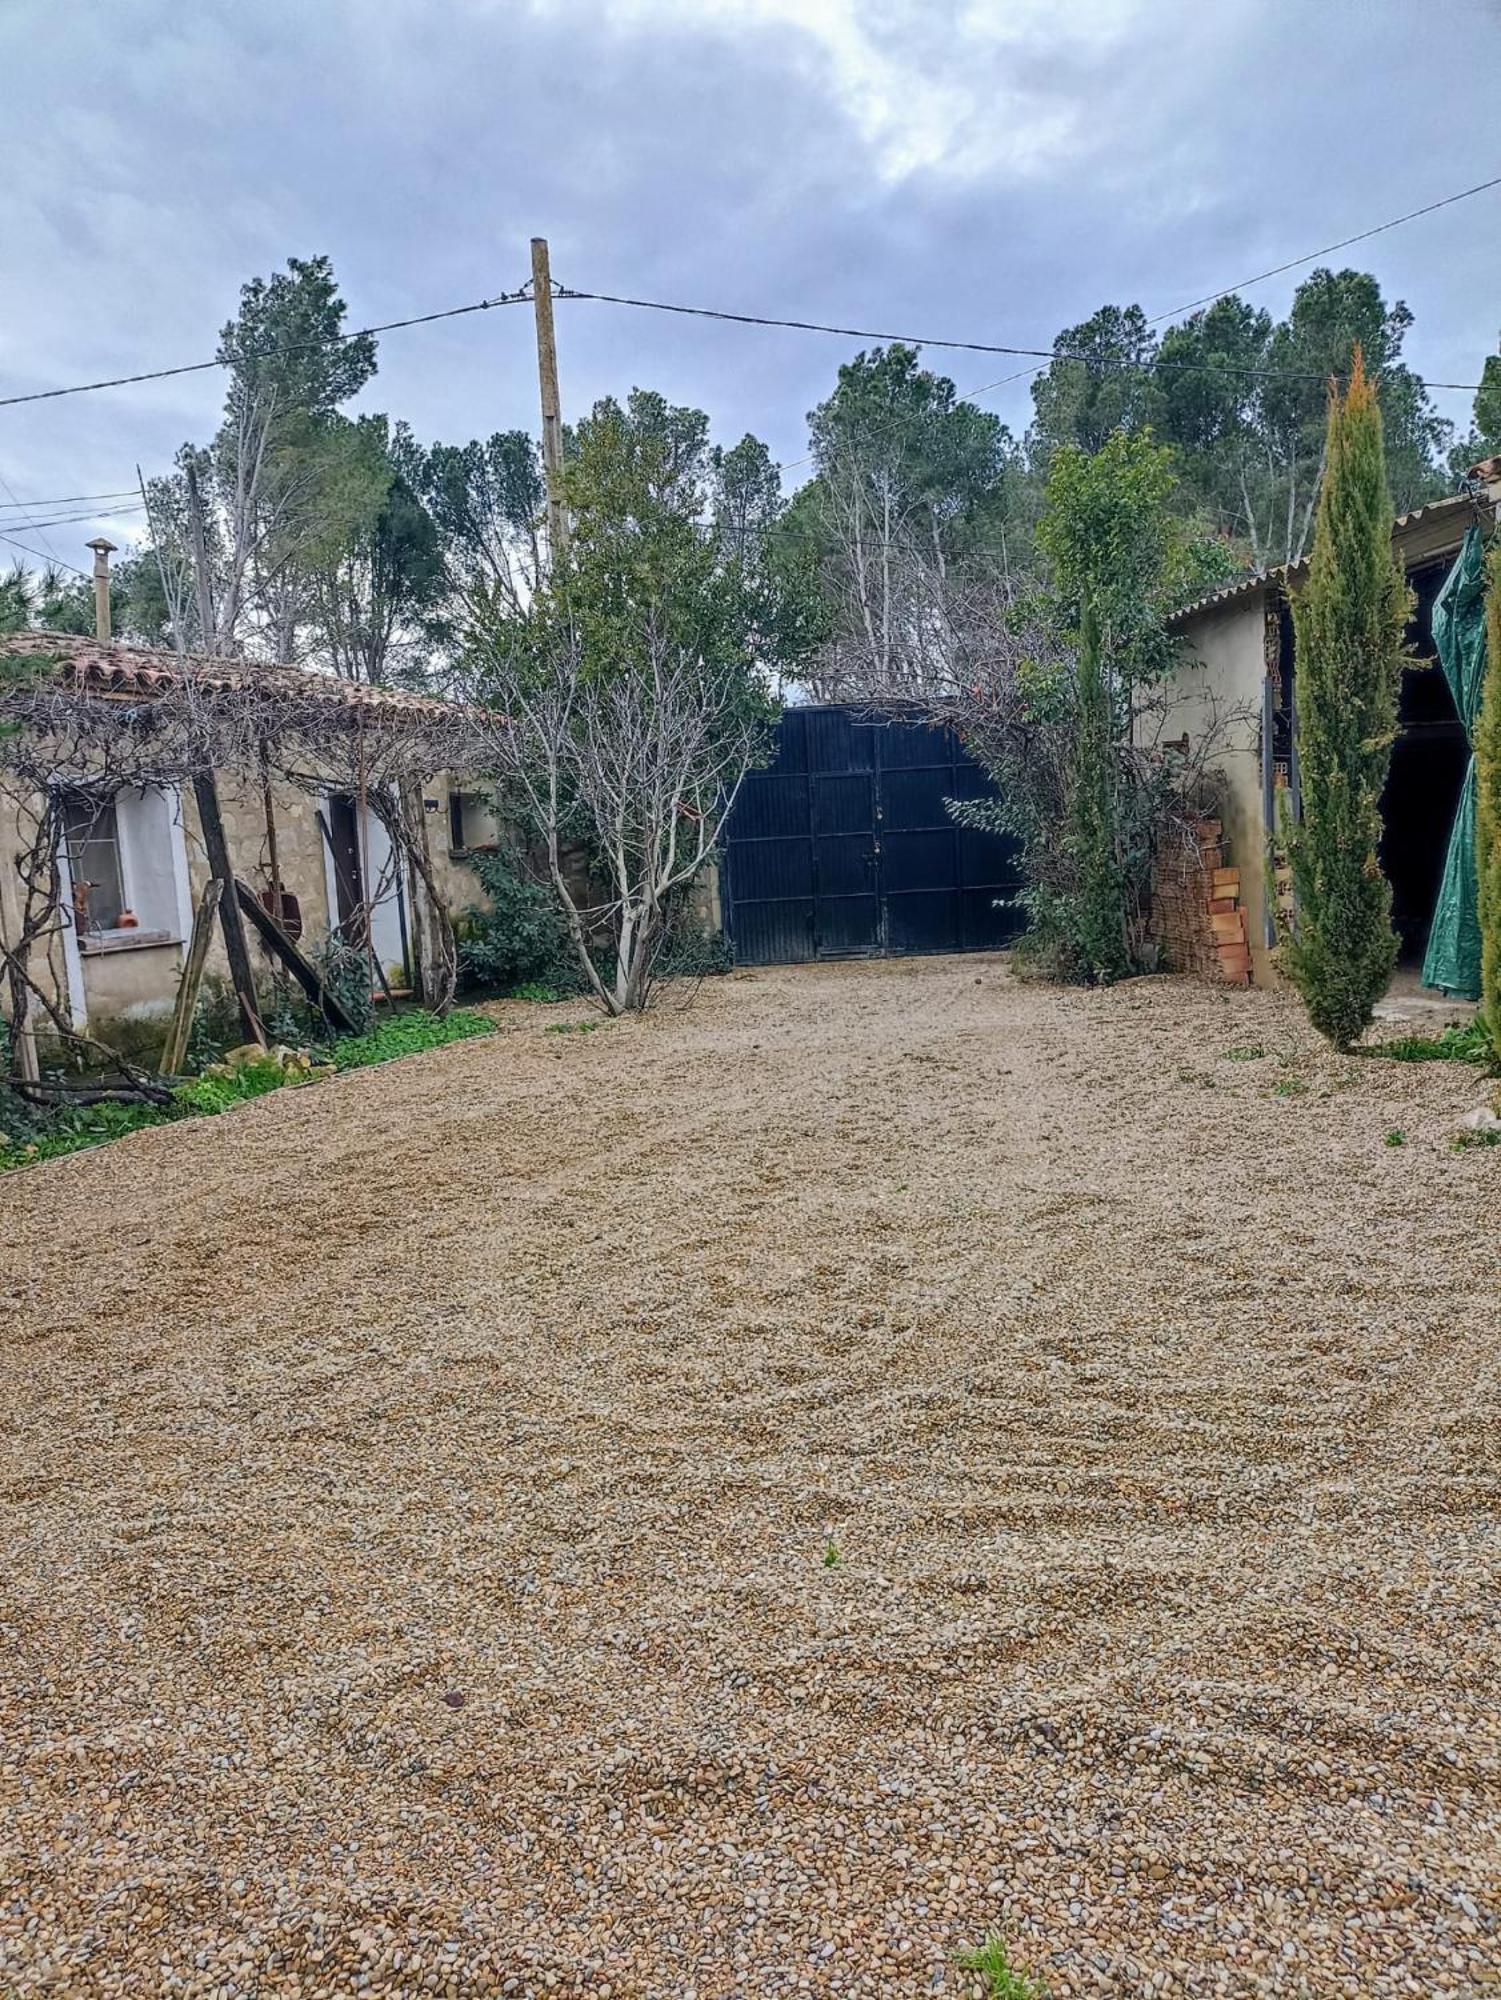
[3,958,1499,1998]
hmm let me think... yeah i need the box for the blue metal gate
[720,706,1023,966]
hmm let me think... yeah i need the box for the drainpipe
[85,537,116,642]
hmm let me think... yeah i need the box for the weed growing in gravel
[544,1020,602,1036]
[1374,1020,1494,1068]
[1222,1044,1266,1061]
[1273,1077,1309,1099]
[1451,1126,1501,1151]
[822,1537,842,1569]
[955,1933,1047,1998]
[1384,1128,1406,1147]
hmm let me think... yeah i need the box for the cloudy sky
[1,0,1498,574]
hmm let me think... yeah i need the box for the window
[62,794,126,935]
[59,785,188,950]
[449,788,467,853]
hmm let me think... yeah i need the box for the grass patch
[1452,1125,1501,1151]
[1384,1128,1406,1147]
[0,1010,495,1174]
[1222,1043,1266,1061]
[329,1009,494,1071]
[1272,1076,1309,1099]
[1373,1019,1493,1067]
[955,1934,1047,1998]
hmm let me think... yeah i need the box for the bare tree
[474,618,770,1015]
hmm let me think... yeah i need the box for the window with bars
[61,793,126,935]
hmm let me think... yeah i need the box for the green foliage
[1477,544,1501,1064]
[0,1011,494,1173]
[421,429,544,621]
[1374,1019,1493,1067]
[328,1008,493,1070]
[791,343,1031,687]
[822,1537,841,1569]
[1282,351,1412,1048]
[298,414,446,686]
[1037,271,1451,567]
[456,849,585,996]
[1032,303,1162,460]
[954,1933,1048,1999]
[1452,1124,1501,1152]
[1385,1128,1407,1147]
[547,389,800,707]
[956,430,1218,985]
[1475,341,1501,456]
[1036,428,1231,686]
[1068,600,1130,983]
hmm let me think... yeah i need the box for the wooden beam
[159,876,222,1076]
[233,879,360,1035]
[192,771,265,1047]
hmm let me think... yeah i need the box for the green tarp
[1421,524,1490,1000]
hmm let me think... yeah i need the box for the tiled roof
[0,631,464,720]
[1166,492,1477,632]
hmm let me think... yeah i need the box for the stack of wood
[1150,817,1251,985]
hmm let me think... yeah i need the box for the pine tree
[1476,543,1501,1063]
[1283,348,1411,1047]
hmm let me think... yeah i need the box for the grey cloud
[0,0,1496,569]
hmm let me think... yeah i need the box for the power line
[1149,172,1501,325]
[0,488,140,510]
[769,173,1501,474]
[558,286,1491,391]
[0,504,146,535]
[0,288,534,412]
[0,530,89,576]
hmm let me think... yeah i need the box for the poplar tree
[1283,348,1411,1047]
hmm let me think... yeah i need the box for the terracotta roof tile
[0,631,467,721]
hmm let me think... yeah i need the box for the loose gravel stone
[1,960,1498,1996]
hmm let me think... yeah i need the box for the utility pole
[85,537,116,643]
[530,236,569,564]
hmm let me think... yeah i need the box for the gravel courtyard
[2,957,1499,1998]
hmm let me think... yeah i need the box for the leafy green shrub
[329,1008,494,1070]
[456,850,585,997]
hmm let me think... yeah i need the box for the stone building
[0,632,498,1043]
[1156,462,1501,988]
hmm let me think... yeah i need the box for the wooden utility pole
[530,236,569,563]
[86,537,116,643]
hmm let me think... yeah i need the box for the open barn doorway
[1378,556,1471,967]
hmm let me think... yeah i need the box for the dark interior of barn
[1379,556,1469,964]
[1273,548,1470,968]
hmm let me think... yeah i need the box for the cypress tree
[1283,348,1411,1047]
[1477,543,1501,1063]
